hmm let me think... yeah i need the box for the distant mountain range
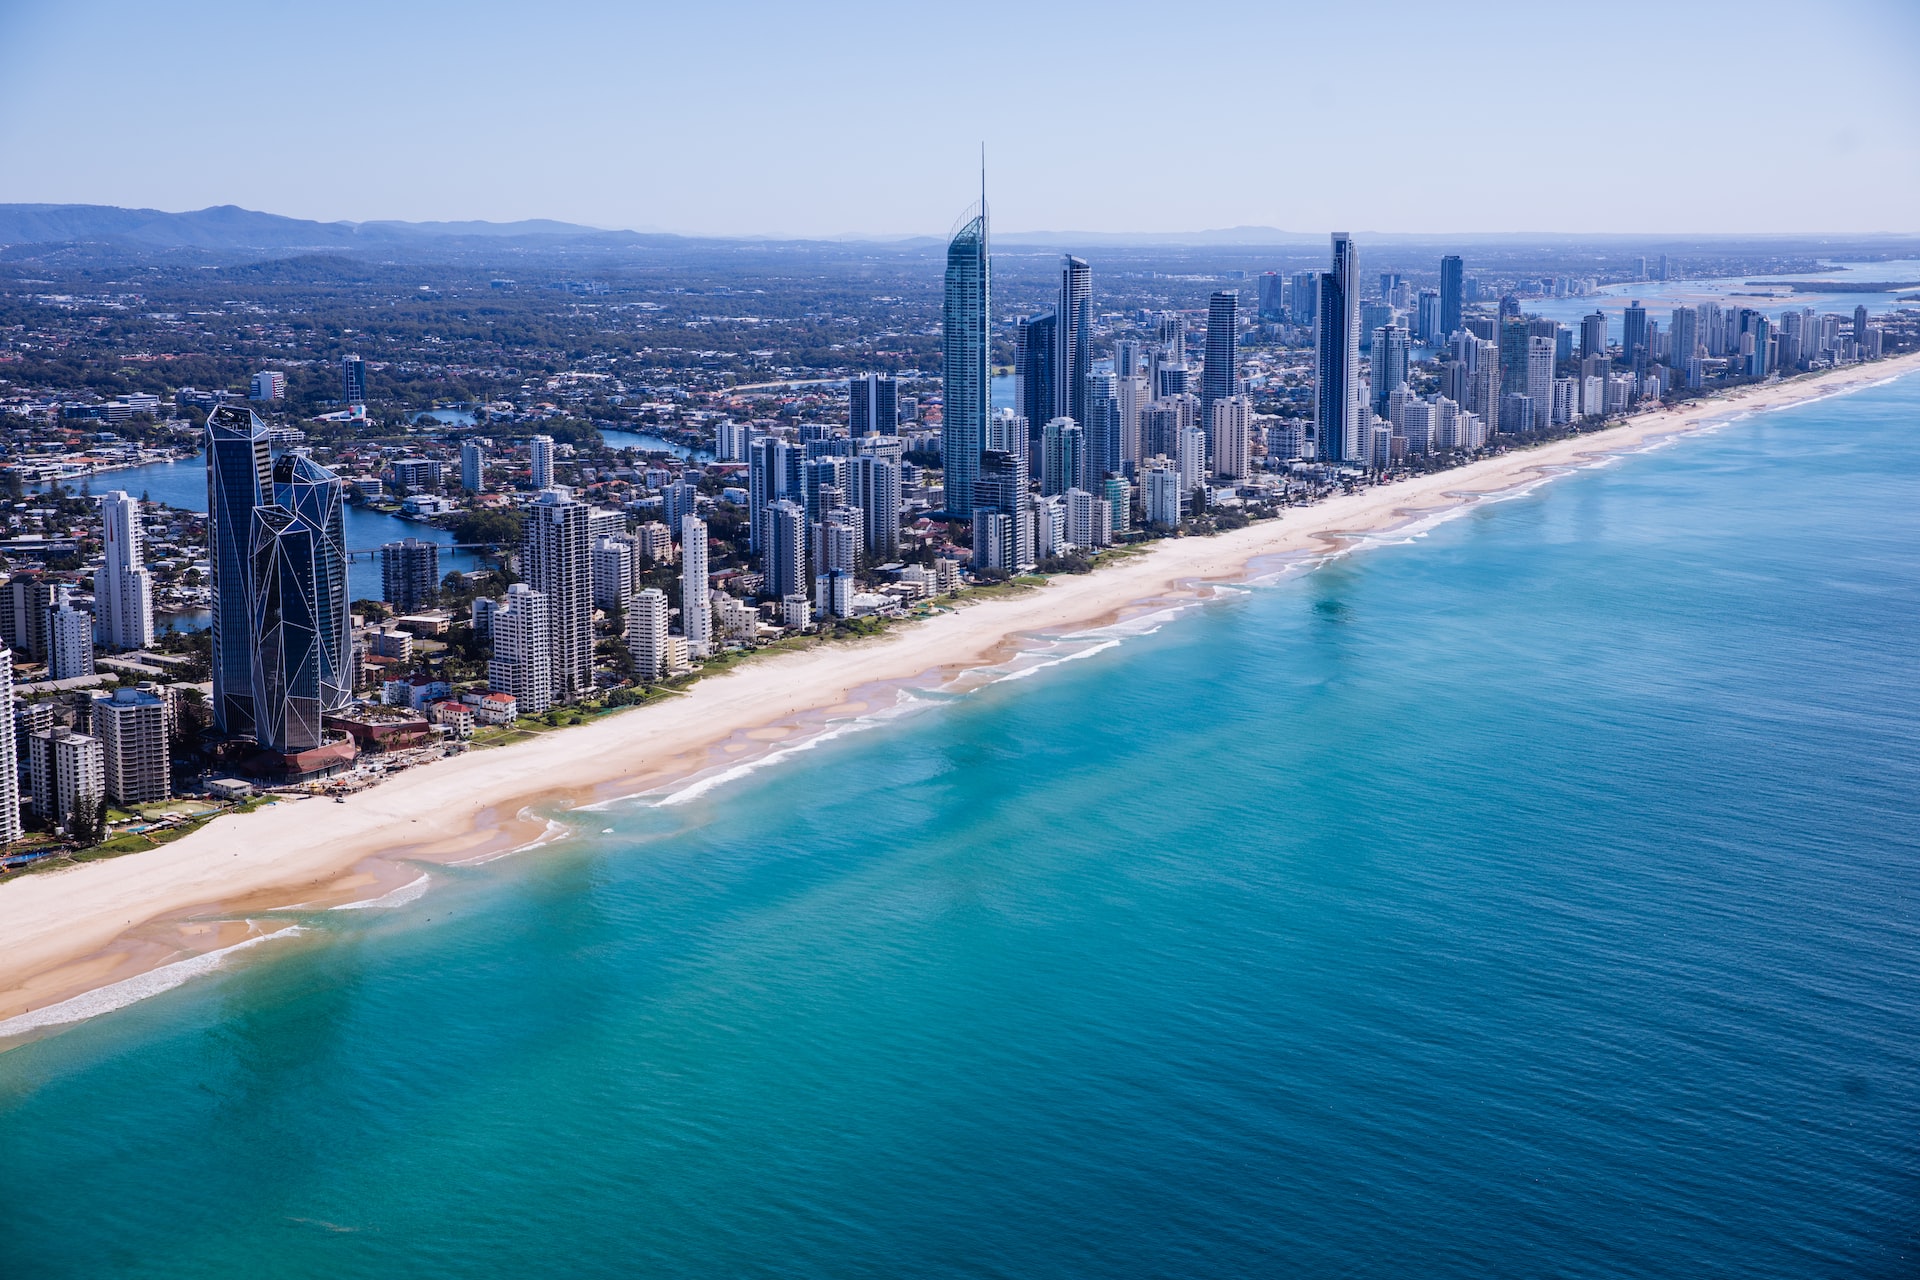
[3,204,1917,265]
[0,203,649,253]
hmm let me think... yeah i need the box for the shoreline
[3,352,1917,1046]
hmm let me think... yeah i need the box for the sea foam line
[329,872,430,911]
[449,813,571,864]
[0,925,305,1039]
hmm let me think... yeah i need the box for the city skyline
[2,1,1916,238]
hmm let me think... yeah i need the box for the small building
[206,777,253,801]
[474,691,518,725]
[430,701,474,739]
[325,709,432,752]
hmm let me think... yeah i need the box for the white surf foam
[329,872,430,911]
[450,813,571,865]
[0,925,304,1039]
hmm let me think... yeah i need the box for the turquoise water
[3,375,1918,1277]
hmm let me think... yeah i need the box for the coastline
[4,352,1916,1044]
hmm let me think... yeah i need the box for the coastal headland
[3,350,1916,1043]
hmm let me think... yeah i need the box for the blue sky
[2,0,1916,236]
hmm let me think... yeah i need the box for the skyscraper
[1083,370,1121,482]
[0,651,20,845]
[524,487,593,702]
[341,354,367,407]
[1256,272,1284,322]
[1439,255,1464,338]
[1623,302,1649,367]
[1014,311,1056,466]
[488,584,553,716]
[206,405,271,736]
[849,374,898,437]
[1314,233,1361,464]
[850,442,903,559]
[1668,306,1699,370]
[1211,395,1251,481]
[1202,290,1239,433]
[249,452,352,754]
[941,188,990,516]
[971,449,1031,573]
[1371,324,1410,418]
[1041,417,1085,497]
[1580,311,1608,361]
[1056,255,1092,432]
[380,537,440,613]
[94,490,153,651]
[681,514,711,659]
[529,434,556,489]
[765,499,809,604]
[460,441,486,493]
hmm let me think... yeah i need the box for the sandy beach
[3,351,1916,1041]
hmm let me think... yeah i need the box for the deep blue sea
[2,374,1917,1278]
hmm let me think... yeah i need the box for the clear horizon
[2,0,1916,239]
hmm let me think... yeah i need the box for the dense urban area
[1,208,1915,871]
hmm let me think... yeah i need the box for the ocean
[2,374,1916,1277]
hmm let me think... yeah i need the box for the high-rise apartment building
[460,441,486,493]
[1371,325,1410,418]
[487,584,552,716]
[681,514,711,659]
[1623,302,1649,367]
[529,435,556,490]
[1041,417,1085,497]
[1083,370,1120,482]
[1256,272,1284,322]
[1057,256,1092,432]
[1439,255,1464,338]
[764,499,808,602]
[941,193,991,516]
[1314,233,1361,464]
[849,374,898,437]
[1211,395,1251,481]
[250,452,352,753]
[29,726,102,831]
[971,449,1032,573]
[341,354,367,407]
[524,487,593,702]
[48,587,94,681]
[850,444,902,559]
[380,537,440,613]
[206,405,271,735]
[0,651,20,844]
[591,535,636,611]
[626,588,670,682]
[251,370,286,402]
[93,686,169,805]
[94,490,153,652]
[1202,290,1239,432]
[1580,311,1608,360]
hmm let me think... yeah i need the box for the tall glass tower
[941,187,990,517]
[1314,234,1361,464]
[249,453,352,753]
[1056,255,1091,431]
[206,405,271,736]
[1202,289,1240,433]
[1439,255,1464,338]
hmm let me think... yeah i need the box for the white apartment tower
[529,434,556,489]
[1210,395,1251,481]
[461,440,486,493]
[626,587,671,681]
[93,686,170,805]
[29,725,103,831]
[680,514,712,659]
[486,583,554,717]
[94,490,155,651]
[525,487,594,701]
[0,651,21,843]
[48,586,95,681]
